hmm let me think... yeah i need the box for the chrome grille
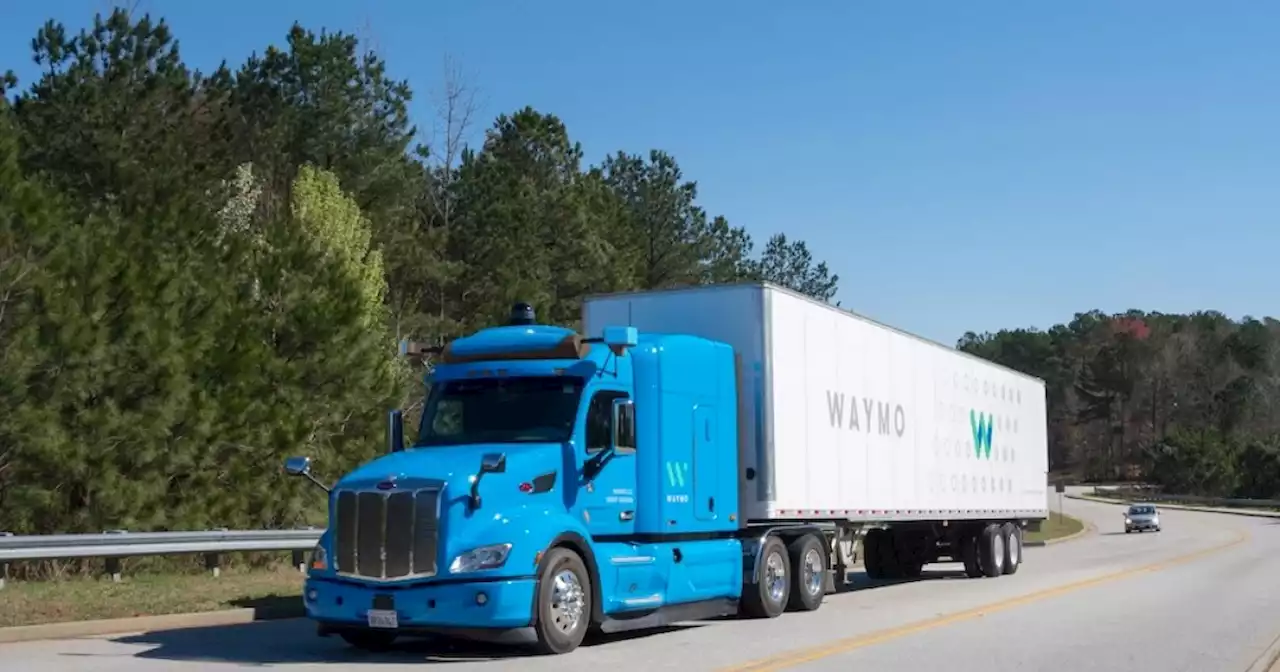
[332,486,441,580]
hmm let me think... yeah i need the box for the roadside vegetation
[0,565,304,628]
[1024,512,1085,545]
[0,9,837,543]
[1083,489,1280,513]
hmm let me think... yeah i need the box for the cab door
[578,388,637,538]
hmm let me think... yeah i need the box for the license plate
[366,609,398,629]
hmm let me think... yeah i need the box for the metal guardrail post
[292,525,318,573]
[104,530,127,582]
[0,532,11,590]
[207,528,228,578]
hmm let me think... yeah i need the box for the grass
[1025,511,1085,544]
[0,565,306,628]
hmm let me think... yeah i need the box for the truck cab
[288,303,757,654]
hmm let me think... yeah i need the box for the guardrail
[1090,486,1280,510]
[0,528,323,589]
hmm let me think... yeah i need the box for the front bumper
[1126,519,1159,530]
[304,575,537,637]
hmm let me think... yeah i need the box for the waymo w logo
[665,461,690,488]
[969,410,994,459]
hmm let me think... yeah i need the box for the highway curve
[3,490,1280,672]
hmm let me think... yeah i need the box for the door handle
[620,510,634,521]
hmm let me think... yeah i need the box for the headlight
[310,543,328,571]
[449,543,512,574]
[1124,518,1132,524]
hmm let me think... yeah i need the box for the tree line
[961,311,1280,499]
[2,11,1271,538]
[0,10,838,535]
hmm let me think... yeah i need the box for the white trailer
[583,282,1049,580]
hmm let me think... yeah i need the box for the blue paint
[306,574,538,629]
[302,316,746,642]
[444,323,584,361]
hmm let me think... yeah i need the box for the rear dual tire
[741,533,828,619]
[964,522,1022,578]
[785,534,826,612]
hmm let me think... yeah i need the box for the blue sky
[3,1,1277,345]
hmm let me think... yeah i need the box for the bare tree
[424,53,483,229]
[94,0,148,17]
[355,14,384,64]
[416,55,482,345]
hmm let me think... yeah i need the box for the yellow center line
[718,528,1252,672]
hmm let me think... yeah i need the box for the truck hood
[333,442,569,493]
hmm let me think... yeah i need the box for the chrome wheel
[802,547,824,596]
[992,529,1005,571]
[1008,528,1021,566]
[765,550,787,603]
[549,569,585,634]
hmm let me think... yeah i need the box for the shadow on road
[56,567,970,665]
[63,619,703,665]
[228,594,306,618]
[833,566,968,594]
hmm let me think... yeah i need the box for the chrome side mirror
[285,456,312,476]
[469,452,507,511]
[283,455,330,493]
[480,453,507,474]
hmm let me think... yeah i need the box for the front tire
[532,548,592,655]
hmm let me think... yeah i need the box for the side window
[585,390,630,454]
[614,401,636,453]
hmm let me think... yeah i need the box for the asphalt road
[4,490,1280,672]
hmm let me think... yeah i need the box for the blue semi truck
[285,283,1049,654]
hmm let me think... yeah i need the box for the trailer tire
[891,531,926,578]
[531,548,592,655]
[977,523,1005,578]
[960,533,983,578]
[340,630,397,652]
[741,536,790,619]
[1000,523,1021,575]
[785,534,826,612]
[862,528,895,579]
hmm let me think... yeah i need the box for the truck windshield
[415,376,584,447]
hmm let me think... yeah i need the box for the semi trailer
[285,282,1049,655]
